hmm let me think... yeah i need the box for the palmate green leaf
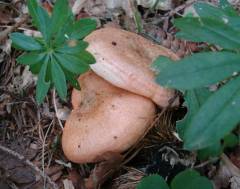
[78,51,96,64]
[56,40,88,54]
[51,58,67,100]
[50,0,70,37]
[10,32,43,51]
[184,76,240,150]
[27,0,39,27]
[219,0,238,16]
[174,17,240,50]
[223,133,239,148]
[17,52,46,65]
[30,63,42,74]
[70,18,97,40]
[154,52,240,90]
[54,53,90,74]
[137,175,169,189]
[176,89,222,159]
[197,142,222,160]
[53,15,75,46]
[27,0,51,42]
[176,88,211,138]
[194,2,240,30]
[171,169,199,189]
[64,69,80,90]
[171,169,213,189]
[36,57,50,104]
[197,133,238,160]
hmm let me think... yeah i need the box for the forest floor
[1,0,240,189]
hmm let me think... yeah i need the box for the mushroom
[62,71,155,163]
[85,27,179,107]
[62,28,179,163]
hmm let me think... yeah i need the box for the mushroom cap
[62,72,155,163]
[85,27,179,107]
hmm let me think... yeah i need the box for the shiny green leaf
[171,169,213,189]
[10,32,42,51]
[184,76,240,150]
[137,175,169,189]
[174,17,240,50]
[27,0,51,42]
[17,52,46,65]
[70,18,97,39]
[51,58,67,100]
[154,52,240,90]
[54,53,90,74]
[194,2,240,29]
[177,88,211,138]
[56,40,88,54]
[50,0,70,36]
[36,58,50,104]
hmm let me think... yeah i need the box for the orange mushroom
[85,27,179,107]
[62,28,179,163]
[62,71,155,163]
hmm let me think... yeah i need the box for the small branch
[52,88,64,130]
[221,153,240,177]
[0,14,28,42]
[0,144,59,189]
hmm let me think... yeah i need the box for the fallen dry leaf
[85,152,124,189]
[63,179,75,189]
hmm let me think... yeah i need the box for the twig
[72,0,87,15]
[166,0,198,17]
[194,157,219,169]
[221,153,240,177]
[0,144,58,189]
[52,88,64,130]
[0,14,28,43]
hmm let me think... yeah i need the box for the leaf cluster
[10,0,97,103]
[137,169,213,189]
[153,0,240,152]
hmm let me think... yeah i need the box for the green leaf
[54,53,90,74]
[78,51,96,64]
[154,52,240,90]
[51,58,67,100]
[134,9,143,33]
[17,52,46,65]
[27,0,51,42]
[36,58,50,104]
[70,18,97,40]
[194,2,240,29]
[53,16,74,46]
[174,17,240,50]
[219,0,238,16]
[30,62,42,74]
[176,88,211,138]
[63,68,80,90]
[171,169,213,189]
[10,32,43,51]
[27,0,39,27]
[56,40,88,54]
[137,175,169,189]
[197,141,222,160]
[223,133,239,148]
[184,76,240,150]
[50,0,70,36]
[171,169,200,189]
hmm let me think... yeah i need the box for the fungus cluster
[62,27,179,163]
